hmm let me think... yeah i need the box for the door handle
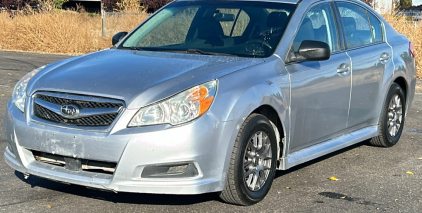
[380,53,390,62]
[337,63,350,75]
[337,67,350,73]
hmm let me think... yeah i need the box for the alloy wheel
[243,131,272,191]
[387,94,403,137]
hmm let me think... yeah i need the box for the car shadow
[14,173,220,206]
[14,140,370,205]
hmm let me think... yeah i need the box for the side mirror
[112,31,128,46]
[291,40,330,62]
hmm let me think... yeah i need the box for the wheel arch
[393,76,408,100]
[216,81,290,186]
[214,59,291,189]
[251,105,286,163]
[377,75,409,129]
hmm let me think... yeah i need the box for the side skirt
[278,126,378,170]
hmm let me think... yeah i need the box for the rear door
[335,2,393,129]
[285,2,352,152]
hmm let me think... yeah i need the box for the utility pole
[101,1,106,37]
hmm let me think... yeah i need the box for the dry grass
[0,11,105,54]
[0,7,420,78]
[104,13,149,37]
[382,13,422,78]
[0,5,147,55]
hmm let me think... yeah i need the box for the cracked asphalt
[0,51,421,212]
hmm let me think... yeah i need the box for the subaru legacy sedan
[3,0,416,205]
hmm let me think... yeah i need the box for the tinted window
[337,2,372,49]
[292,3,339,53]
[367,12,383,43]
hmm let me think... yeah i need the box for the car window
[292,3,339,53]
[337,2,372,49]
[136,7,199,47]
[367,12,383,43]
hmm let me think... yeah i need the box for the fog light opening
[167,164,189,174]
[141,163,199,178]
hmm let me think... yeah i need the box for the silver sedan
[3,0,416,205]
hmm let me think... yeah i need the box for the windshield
[121,1,296,57]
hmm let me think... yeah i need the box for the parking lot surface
[0,51,421,212]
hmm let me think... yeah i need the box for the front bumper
[4,99,235,194]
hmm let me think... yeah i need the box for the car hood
[29,49,264,109]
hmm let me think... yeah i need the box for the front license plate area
[64,157,82,171]
[40,139,84,158]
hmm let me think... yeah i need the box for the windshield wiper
[130,46,149,51]
[130,46,182,53]
[186,49,238,57]
[129,47,238,57]
[186,49,214,55]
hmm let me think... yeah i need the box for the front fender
[208,58,290,186]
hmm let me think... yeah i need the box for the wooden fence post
[101,1,106,37]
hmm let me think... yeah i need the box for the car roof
[176,0,301,5]
[175,0,374,12]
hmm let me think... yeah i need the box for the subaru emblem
[60,104,80,118]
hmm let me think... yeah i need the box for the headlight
[128,80,218,127]
[12,66,45,112]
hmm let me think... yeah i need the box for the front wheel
[370,83,406,147]
[219,114,277,205]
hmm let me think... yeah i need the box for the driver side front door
[285,2,352,152]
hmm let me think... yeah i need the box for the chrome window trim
[341,40,386,51]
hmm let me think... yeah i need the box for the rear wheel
[370,83,405,147]
[219,114,277,205]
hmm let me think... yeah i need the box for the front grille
[37,94,122,109]
[32,92,124,128]
[34,104,118,126]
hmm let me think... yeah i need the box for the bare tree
[142,0,172,12]
[0,0,23,9]
[102,0,121,11]
[360,0,375,8]
[0,0,38,10]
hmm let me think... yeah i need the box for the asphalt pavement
[0,51,421,213]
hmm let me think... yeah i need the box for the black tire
[219,113,277,205]
[370,83,406,147]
